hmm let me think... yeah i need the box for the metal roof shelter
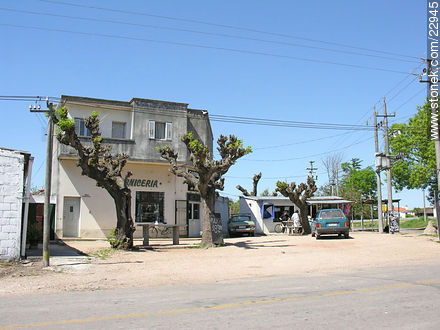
[307,196,353,205]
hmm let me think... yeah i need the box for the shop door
[175,200,187,237]
[188,202,201,237]
[63,197,80,237]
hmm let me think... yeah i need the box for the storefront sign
[125,178,159,188]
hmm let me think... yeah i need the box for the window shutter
[148,121,155,139]
[166,122,173,140]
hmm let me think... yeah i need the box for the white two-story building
[52,95,221,239]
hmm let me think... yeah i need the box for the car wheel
[228,231,234,238]
[250,232,255,237]
[344,233,349,239]
[315,234,320,240]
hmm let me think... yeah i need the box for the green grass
[351,216,438,229]
[400,217,437,229]
[89,248,115,260]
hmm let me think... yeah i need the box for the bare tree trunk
[201,193,215,247]
[299,204,311,234]
[111,189,135,249]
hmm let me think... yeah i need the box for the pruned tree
[275,176,317,234]
[50,105,134,249]
[159,133,251,247]
[236,172,262,196]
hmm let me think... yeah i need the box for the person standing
[292,210,301,233]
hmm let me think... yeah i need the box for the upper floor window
[148,121,172,140]
[74,118,91,137]
[112,122,126,139]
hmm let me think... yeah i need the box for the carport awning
[307,199,352,205]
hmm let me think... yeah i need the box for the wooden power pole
[374,108,384,233]
[42,101,54,266]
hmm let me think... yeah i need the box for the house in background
[239,195,352,235]
[393,206,412,219]
[239,196,298,234]
[0,147,33,260]
[51,95,219,239]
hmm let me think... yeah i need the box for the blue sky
[0,0,428,208]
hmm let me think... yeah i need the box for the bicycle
[148,225,172,238]
[274,222,288,233]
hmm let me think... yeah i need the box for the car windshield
[319,210,345,220]
[231,215,251,222]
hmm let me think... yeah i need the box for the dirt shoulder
[1,232,439,297]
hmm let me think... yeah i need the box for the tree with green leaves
[229,199,240,215]
[159,133,251,247]
[260,188,270,196]
[339,159,376,219]
[275,176,317,234]
[389,101,437,202]
[50,106,134,249]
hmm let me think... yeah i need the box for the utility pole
[376,98,395,228]
[306,160,318,181]
[43,100,54,266]
[383,97,394,227]
[374,108,384,233]
[30,98,53,266]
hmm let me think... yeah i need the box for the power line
[242,136,373,162]
[209,115,375,131]
[224,172,327,180]
[253,131,357,150]
[0,23,413,75]
[391,88,426,113]
[0,94,376,131]
[0,7,418,64]
[38,0,420,60]
[387,77,418,103]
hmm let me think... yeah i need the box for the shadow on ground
[26,241,88,257]
[225,238,294,249]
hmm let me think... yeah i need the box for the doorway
[63,197,80,237]
[188,202,201,237]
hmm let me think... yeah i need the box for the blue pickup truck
[311,209,349,239]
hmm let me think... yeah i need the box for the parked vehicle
[228,214,256,237]
[311,209,349,239]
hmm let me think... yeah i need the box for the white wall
[0,150,24,260]
[215,195,229,234]
[53,159,187,238]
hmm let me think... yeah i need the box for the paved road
[1,262,440,329]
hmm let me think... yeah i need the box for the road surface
[1,262,439,329]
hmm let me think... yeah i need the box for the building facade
[52,95,214,239]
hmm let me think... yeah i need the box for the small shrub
[107,228,129,250]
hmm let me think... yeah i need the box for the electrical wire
[0,95,376,131]
[242,136,373,162]
[38,0,420,60]
[0,7,419,64]
[253,131,356,150]
[224,172,327,180]
[387,77,418,103]
[0,23,414,75]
